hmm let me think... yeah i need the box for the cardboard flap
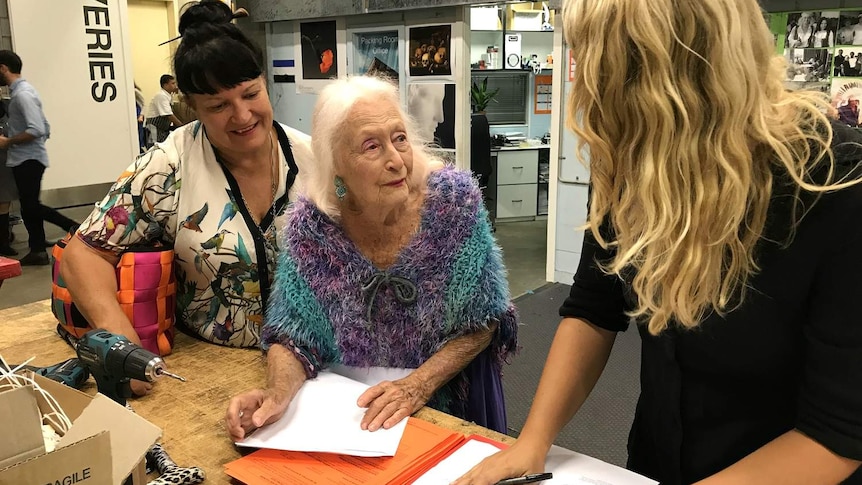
[0,386,45,469]
[59,395,161,484]
[0,431,113,485]
[30,371,92,422]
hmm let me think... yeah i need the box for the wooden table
[0,300,514,484]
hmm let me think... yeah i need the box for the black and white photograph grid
[785,11,839,49]
[836,10,862,46]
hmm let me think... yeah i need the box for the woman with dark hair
[61,0,313,395]
[814,17,835,48]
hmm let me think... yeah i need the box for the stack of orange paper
[225,417,471,485]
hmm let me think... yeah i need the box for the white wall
[546,14,589,283]
[8,0,138,190]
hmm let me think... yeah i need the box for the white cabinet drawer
[496,151,538,185]
[497,184,538,218]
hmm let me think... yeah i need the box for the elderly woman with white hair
[225,75,518,441]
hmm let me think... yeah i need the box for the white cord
[0,353,73,435]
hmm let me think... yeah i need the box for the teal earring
[334,176,347,200]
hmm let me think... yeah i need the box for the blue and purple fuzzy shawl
[261,167,518,418]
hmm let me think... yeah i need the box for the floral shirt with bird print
[76,121,312,347]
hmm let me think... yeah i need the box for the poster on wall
[836,10,862,46]
[784,11,837,49]
[294,19,346,94]
[784,48,831,83]
[407,82,455,149]
[351,30,400,81]
[408,25,452,77]
[299,20,338,79]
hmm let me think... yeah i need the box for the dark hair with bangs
[173,0,263,95]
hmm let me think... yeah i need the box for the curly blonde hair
[564,0,858,334]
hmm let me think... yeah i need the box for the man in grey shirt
[0,50,76,265]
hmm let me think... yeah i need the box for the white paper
[328,364,413,386]
[543,445,659,484]
[412,439,504,484]
[414,439,659,485]
[236,371,408,457]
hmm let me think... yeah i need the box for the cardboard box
[0,372,161,485]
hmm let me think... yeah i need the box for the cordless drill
[75,329,185,405]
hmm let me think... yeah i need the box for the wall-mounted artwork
[785,11,838,49]
[767,8,862,126]
[407,82,455,149]
[299,20,339,80]
[408,25,452,77]
[352,30,400,81]
[294,18,346,94]
[836,10,862,46]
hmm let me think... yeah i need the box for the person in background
[0,100,17,257]
[0,50,77,266]
[787,11,816,48]
[838,95,861,127]
[456,0,862,484]
[838,17,855,45]
[225,76,517,442]
[835,49,845,76]
[61,0,313,395]
[134,82,146,153]
[144,74,183,146]
[813,17,835,48]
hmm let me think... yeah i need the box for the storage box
[0,256,21,282]
[0,372,162,485]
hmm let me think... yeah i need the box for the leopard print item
[147,443,206,485]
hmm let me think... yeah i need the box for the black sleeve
[795,183,862,460]
[558,220,630,332]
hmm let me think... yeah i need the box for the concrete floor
[0,208,549,309]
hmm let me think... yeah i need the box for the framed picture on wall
[349,29,401,80]
[407,24,452,77]
[407,82,456,149]
[294,18,346,94]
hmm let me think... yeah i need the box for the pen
[494,472,553,485]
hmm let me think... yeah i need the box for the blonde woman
[456,0,862,484]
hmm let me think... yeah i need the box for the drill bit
[156,368,187,382]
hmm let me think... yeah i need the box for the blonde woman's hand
[357,375,430,431]
[450,443,546,485]
[225,388,291,442]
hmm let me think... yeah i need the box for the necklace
[240,130,279,242]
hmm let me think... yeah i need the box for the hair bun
[178,0,239,36]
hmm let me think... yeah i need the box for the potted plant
[471,77,500,113]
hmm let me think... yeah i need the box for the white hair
[307,75,443,220]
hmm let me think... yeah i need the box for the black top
[560,123,862,484]
[471,113,493,186]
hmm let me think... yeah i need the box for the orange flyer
[225,417,467,485]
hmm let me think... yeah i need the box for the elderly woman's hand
[356,375,431,431]
[225,388,292,442]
